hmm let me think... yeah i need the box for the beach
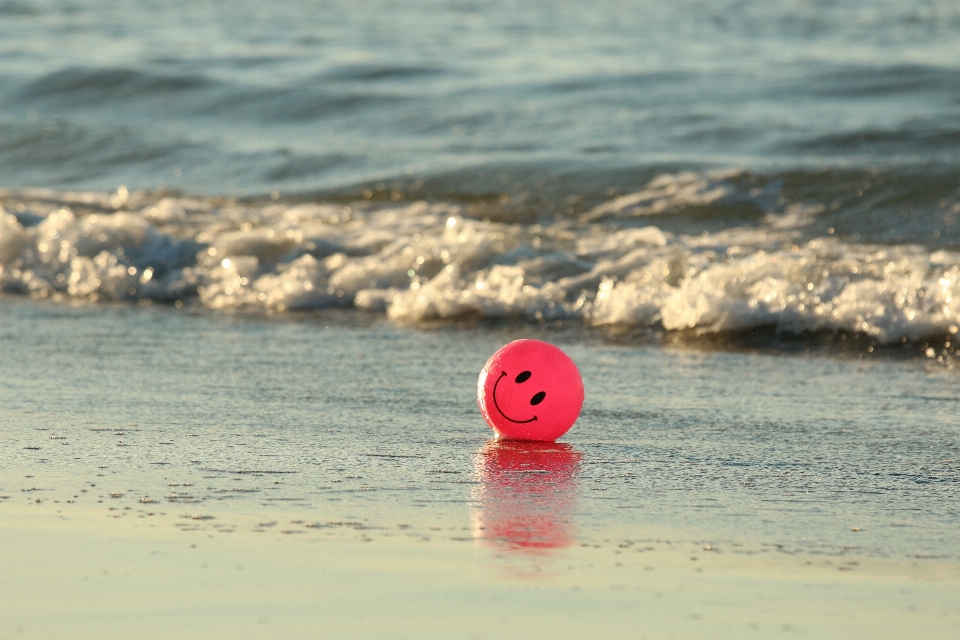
[2,299,958,638]
[5,508,959,639]
[2,0,960,637]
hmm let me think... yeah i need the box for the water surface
[2,298,957,560]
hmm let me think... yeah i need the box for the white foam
[591,241,960,342]
[0,209,29,265]
[1,173,957,343]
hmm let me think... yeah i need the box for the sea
[2,0,959,603]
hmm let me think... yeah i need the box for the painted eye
[530,391,546,405]
[515,371,531,383]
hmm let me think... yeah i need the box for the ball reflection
[471,439,582,553]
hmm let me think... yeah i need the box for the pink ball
[477,339,584,442]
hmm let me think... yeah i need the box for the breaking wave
[1,170,957,351]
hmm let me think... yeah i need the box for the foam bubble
[0,209,29,265]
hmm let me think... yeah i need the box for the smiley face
[478,339,584,442]
[490,369,548,424]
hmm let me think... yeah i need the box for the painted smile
[492,371,538,424]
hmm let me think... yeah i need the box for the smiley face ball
[478,340,584,442]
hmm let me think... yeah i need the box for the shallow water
[2,297,957,561]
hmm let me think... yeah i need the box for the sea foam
[1,172,957,345]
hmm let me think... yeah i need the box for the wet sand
[2,298,959,638]
[4,501,959,639]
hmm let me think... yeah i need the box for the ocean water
[0,0,958,353]
[2,0,960,192]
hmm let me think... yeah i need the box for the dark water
[2,0,960,195]
[0,0,958,349]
